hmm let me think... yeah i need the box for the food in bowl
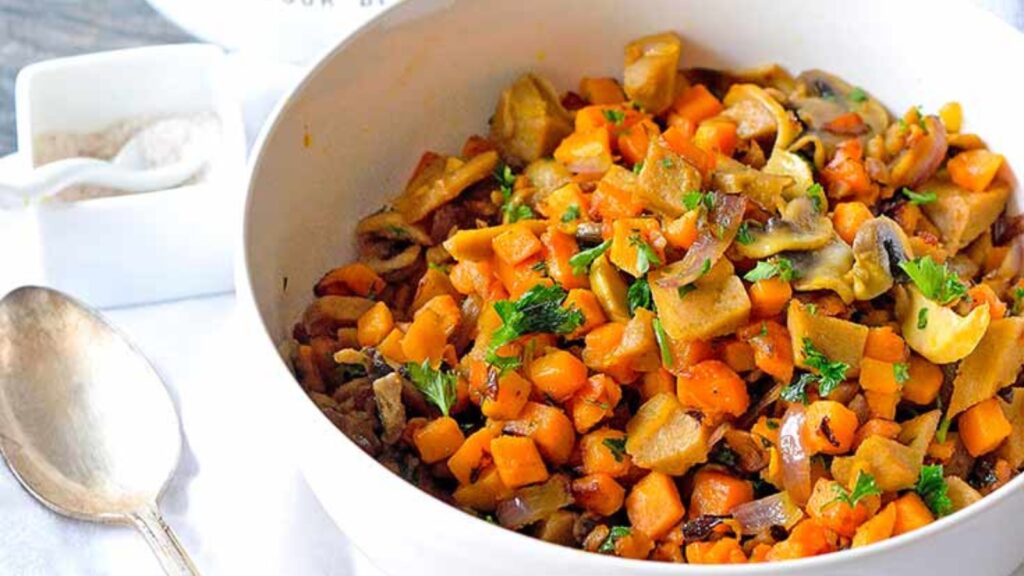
[287,30,1022,564]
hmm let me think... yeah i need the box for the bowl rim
[240,0,1024,571]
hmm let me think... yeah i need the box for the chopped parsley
[917,307,929,329]
[848,87,868,103]
[427,262,451,274]
[736,221,754,245]
[602,108,626,125]
[899,256,967,305]
[699,258,712,277]
[602,437,627,462]
[806,303,819,316]
[807,183,826,212]
[935,415,952,443]
[661,158,675,169]
[561,204,581,223]
[894,362,910,385]
[569,240,611,276]
[530,260,548,274]
[632,161,645,174]
[901,188,937,205]
[916,464,953,517]
[385,224,408,237]
[598,526,631,554]
[783,338,849,402]
[682,190,715,212]
[487,285,584,370]
[405,360,458,417]
[653,318,673,368]
[677,284,696,299]
[831,471,881,508]
[629,232,662,275]
[627,277,653,313]
[1012,286,1024,315]
[765,419,780,430]
[495,163,534,223]
[743,257,798,283]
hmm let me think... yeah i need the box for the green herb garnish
[405,360,458,417]
[736,221,754,245]
[1012,287,1024,315]
[627,277,653,314]
[831,471,882,508]
[744,257,798,283]
[899,256,967,305]
[787,338,850,400]
[807,183,825,212]
[598,526,631,553]
[632,161,645,174]
[561,204,581,223]
[916,464,953,517]
[917,307,929,329]
[699,258,712,277]
[602,109,626,125]
[602,437,627,462]
[629,232,662,275]
[677,284,696,299]
[569,240,611,276]
[901,188,937,205]
[661,158,674,169]
[495,163,534,223]
[682,190,715,212]
[848,87,868,103]
[428,262,451,274]
[653,318,673,368]
[894,362,910,385]
[486,285,584,370]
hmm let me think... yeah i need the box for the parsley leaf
[848,87,868,103]
[486,285,584,370]
[806,303,818,316]
[627,277,653,314]
[699,258,712,276]
[831,471,882,508]
[743,257,798,282]
[1012,286,1024,315]
[894,362,910,384]
[736,221,754,245]
[781,373,815,404]
[677,284,696,299]
[569,240,611,276]
[428,262,451,274]
[899,256,967,305]
[682,190,714,212]
[405,360,458,417]
[661,158,674,169]
[561,204,581,223]
[916,464,953,517]
[632,161,645,174]
[901,188,937,205]
[807,183,826,212]
[602,437,627,462]
[598,526,631,554]
[652,318,673,368]
[917,307,929,329]
[935,415,951,443]
[602,109,626,126]
[800,338,850,398]
[629,233,662,275]
[495,163,534,223]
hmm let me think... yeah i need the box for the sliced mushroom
[793,70,890,136]
[763,148,815,201]
[490,74,573,167]
[623,32,682,115]
[372,372,407,446]
[888,116,948,189]
[734,196,834,259]
[850,216,914,300]
[589,253,631,322]
[356,210,433,246]
[783,237,855,303]
[895,285,991,364]
[722,84,801,149]
[363,244,422,278]
[396,150,500,223]
[524,158,573,199]
[303,296,376,338]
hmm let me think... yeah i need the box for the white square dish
[15,43,246,308]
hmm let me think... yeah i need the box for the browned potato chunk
[623,32,682,115]
[626,393,708,475]
[490,74,573,166]
[787,300,868,377]
[945,476,982,512]
[589,253,631,322]
[921,179,1011,252]
[998,388,1024,468]
[636,138,702,217]
[949,317,1024,417]
[650,260,751,342]
[303,296,376,337]
[394,151,499,223]
[832,436,920,492]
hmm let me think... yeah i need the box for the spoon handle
[129,503,200,576]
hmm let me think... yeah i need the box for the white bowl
[241,1,1024,574]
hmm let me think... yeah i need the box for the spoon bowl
[0,286,197,575]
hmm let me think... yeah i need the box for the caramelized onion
[731,492,804,535]
[496,474,573,530]
[779,404,812,505]
[655,192,746,288]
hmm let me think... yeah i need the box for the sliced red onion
[731,492,805,535]
[496,474,573,530]
[655,192,746,288]
[779,403,812,505]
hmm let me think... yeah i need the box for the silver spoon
[0,286,198,575]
